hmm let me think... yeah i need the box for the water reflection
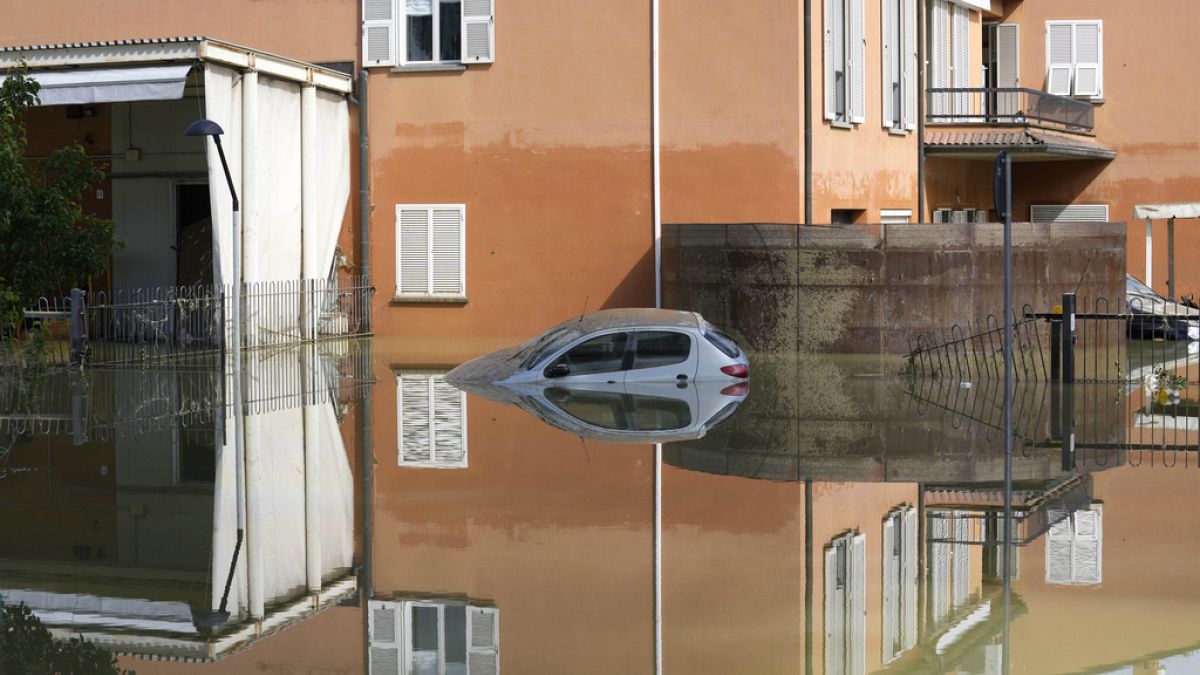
[6,344,1200,672]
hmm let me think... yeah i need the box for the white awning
[1133,202,1200,220]
[27,64,191,106]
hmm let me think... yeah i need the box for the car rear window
[703,328,740,358]
[631,331,691,370]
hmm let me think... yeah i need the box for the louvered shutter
[930,0,949,117]
[995,24,1020,116]
[467,606,500,675]
[902,0,917,129]
[462,0,495,63]
[881,0,895,128]
[1031,204,1109,223]
[931,516,949,622]
[431,207,464,295]
[902,508,917,649]
[369,601,402,675]
[1047,23,1073,96]
[398,207,431,294]
[432,376,467,465]
[1073,22,1101,97]
[849,534,866,675]
[363,0,396,67]
[952,513,969,606]
[881,517,896,662]
[951,3,969,117]
[824,546,843,675]
[849,0,865,124]
[399,375,433,464]
[824,0,839,120]
[1073,507,1102,584]
[1045,509,1073,583]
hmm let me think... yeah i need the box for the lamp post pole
[185,119,244,624]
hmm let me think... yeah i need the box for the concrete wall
[662,221,1126,354]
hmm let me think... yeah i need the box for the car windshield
[514,326,582,370]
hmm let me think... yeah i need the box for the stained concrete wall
[662,221,1126,354]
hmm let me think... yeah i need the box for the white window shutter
[1031,203,1109,223]
[995,24,1020,116]
[1073,506,1102,584]
[398,375,433,464]
[931,516,949,622]
[363,0,396,67]
[849,534,866,675]
[1073,22,1101,97]
[823,545,843,675]
[398,207,431,294]
[1046,22,1074,95]
[369,601,402,675]
[462,0,495,63]
[432,376,467,465]
[849,0,866,124]
[952,514,969,606]
[902,508,918,649]
[951,3,969,117]
[881,517,896,661]
[930,0,949,117]
[431,207,464,295]
[824,0,838,120]
[881,0,895,128]
[467,607,500,675]
[902,0,917,129]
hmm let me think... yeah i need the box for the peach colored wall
[811,0,922,224]
[0,0,357,64]
[368,1,656,340]
[993,0,1200,297]
[660,1,803,225]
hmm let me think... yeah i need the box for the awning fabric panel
[1133,203,1200,220]
[28,64,191,106]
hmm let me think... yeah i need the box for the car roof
[549,308,703,333]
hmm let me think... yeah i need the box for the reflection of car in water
[1127,274,1200,340]
[446,308,749,386]
[460,381,749,443]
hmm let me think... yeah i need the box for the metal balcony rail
[926,87,1094,132]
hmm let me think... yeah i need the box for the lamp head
[185,119,225,137]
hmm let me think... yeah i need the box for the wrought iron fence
[926,87,1095,131]
[904,308,1050,383]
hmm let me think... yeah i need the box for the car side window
[546,332,629,377]
[631,331,691,370]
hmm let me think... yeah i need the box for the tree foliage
[0,602,132,674]
[0,67,116,323]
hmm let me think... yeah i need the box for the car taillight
[720,364,749,378]
[721,383,749,396]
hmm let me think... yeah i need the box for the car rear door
[623,330,698,384]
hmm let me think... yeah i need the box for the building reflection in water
[7,346,1200,673]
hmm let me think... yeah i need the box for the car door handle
[676,374,688,381]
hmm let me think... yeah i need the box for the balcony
[924,87,1114,161]
[926,87,1094,132]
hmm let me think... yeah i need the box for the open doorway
[175,183,212,289]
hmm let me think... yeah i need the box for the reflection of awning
[27,64,192,105]
[925,128,1116,161]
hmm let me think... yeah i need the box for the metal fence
[926,87,1095,131]
[7,275,373,367]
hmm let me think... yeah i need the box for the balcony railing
[926,87,1094,132]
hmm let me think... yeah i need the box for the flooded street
[3,339,1200,674]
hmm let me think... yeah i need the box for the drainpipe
[804,0,813,226]
[917,0,926,221]
[358,71,371,330]
[652,0,662,308]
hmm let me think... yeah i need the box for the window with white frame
[396,204,466,299]
[1046,20,1102,98]
[824,0,866,125]
[1045,504,1102,585]
[397,373,468,468]
[880,208,912,224]
[881,0,917,131]
[882,507,917,664]
[369,599,499,675]
[825,532,866,675]
[928,0,970,120]
[363,0,495,67]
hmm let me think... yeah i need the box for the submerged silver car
[446,308,750,386]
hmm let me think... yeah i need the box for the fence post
[1062,292,1077,385]
[69,288,87,366]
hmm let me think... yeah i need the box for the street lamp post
[185,119,245,628]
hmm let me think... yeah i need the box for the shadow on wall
[661,222,1126,354]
